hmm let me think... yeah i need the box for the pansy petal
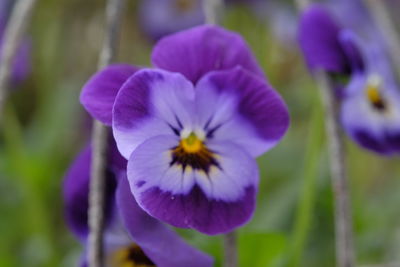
[63,146,91,239]
[63,142,121,240]
[298,4,350,73]
[80,64,139,125]
[195,67,289,157]
[113,69,195,159]
[117,175,214,267]
[127,135,258,235]
[151,25,265,84]
[341,75,400,155]
[338,30,365,73]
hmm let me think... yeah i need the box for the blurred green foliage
[0,1,399,267]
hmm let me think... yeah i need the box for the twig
[294,0,311,11]
[363,0,400,76]
[294,1,355,266]
[0,0,38,124]
[203,0,223,25]
[223,231,238,267]
[316,71,354,267]
[87,0,125,266]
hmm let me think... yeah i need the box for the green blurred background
[0,0,399,266]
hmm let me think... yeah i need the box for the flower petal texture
[341,74,400,155]
[298,4,351,74]
[113,69,195,159]
[80,64,139,125]
[112,67,289,234]
[195,67,290,157]
[63,142,121,240]
[117,174,214,267]
[127,135,258,235]
[151,25,265,83]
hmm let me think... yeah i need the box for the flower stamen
[365,75,386,112]
[171,132,220,174]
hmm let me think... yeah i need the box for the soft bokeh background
[1,0,399,266]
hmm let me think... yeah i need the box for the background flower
[63,139,213,267]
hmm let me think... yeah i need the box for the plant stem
[0,0,38,124]
[289,94,324,266]
[316,71,354,267]
[223,231,238,267]
[87,0,125,266]
[203,0,223,25]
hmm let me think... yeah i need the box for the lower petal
[117,174,213,267]
[127,135,259,235]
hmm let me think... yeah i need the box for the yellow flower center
[365,75,386,111]
[110,244,156,267]
[181,132,203,153]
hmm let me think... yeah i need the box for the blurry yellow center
[175,0,195,12]
[365,75,386,111]
[110,244,155,267]
[181,132,203,153]
[366,85,382,105]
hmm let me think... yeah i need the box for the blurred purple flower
[298,3,400,155]
[80,25,289,235]
[0,0,31,85]
[63,139,213,267]
[139,0,205,41]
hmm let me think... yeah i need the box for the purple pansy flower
[139,0,205,41]
[0,0,31,84]
[80,25,289,235]
[63,139,213,267]
[298,3,400,155]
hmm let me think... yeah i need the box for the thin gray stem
[202,1,238,266]
[87,0,125,266]
[203,0,223,25]
[0,0,38,123]
[294,0,355,265]
[364,0,400,76]
[316,71,354,267]
[223,231,238,267]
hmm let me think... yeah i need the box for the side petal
[63,142,120,240]
[127,135,259,235]
[117,174,214,267]
[151,25,265,84]
[298,4,350,73]
[195,67,289,157]
[63,146,91,240]
[112,69,195,159]
[338,30,365,73]
[80,64,139,125]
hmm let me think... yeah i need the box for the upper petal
[116,174,214,267]
[80,64,139,125]
[298,4,350,73]
[127,135,259,235]
[151,25,265,84]
[195,67,289,157]
[112,69,195,159]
